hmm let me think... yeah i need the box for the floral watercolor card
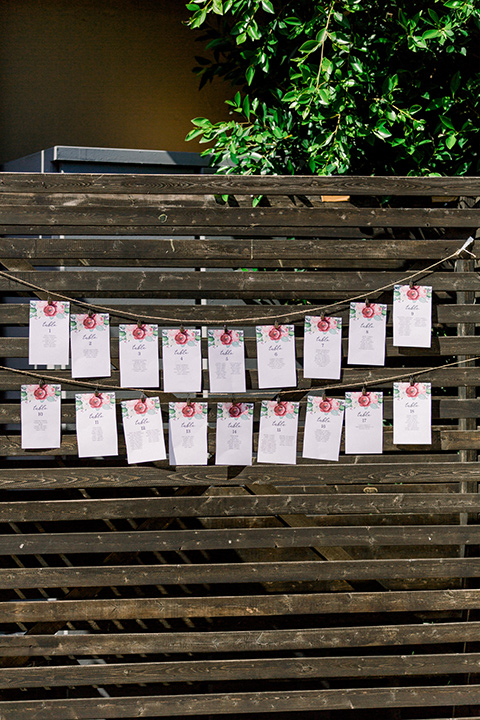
[215,402,253,466]
[256,325,296,388]
[302,395,345,462]
[393,284,432,348]
[119,324,159,388]
[257,400,299,465]
[168,402,208,466]
[347,302,387,366]
[121,396,166,464]
[303,315,342,379]
[162,328,202,393]
[393,382,432,445]
[207,329,246,393]
[345,391,383,455]
[29,301,70,366]
[70,313,111,378]
[21,384,61,449]
[75,392,118,458]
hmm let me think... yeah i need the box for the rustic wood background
[0,174,479,719]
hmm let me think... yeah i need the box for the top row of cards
[28,284,432,390]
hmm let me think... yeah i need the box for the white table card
[162,328,202,393]
[393,284,432,348]
[75,392,118,458]
[256,325,296,388]
[302,395,344,462]
[119,324,159,388]
[71,313,111,378]
[303,315,342,379]
[29,301,70,366]
[257,400,299,465]
[393,382,432,445]
[347,302,387,366]
[215,402,253,466]
[21,384,61,449]
[168,402,208,466]
[121,397,166,464]
[208,329,246,393]
[345,391,383,455]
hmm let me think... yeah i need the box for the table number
[71,313,111,378]
[168,401,208,466]
[29,301,70,366]
[393,284,432,348]
[393,382,432,445]
[257,400,299,465]
[347,302,387,366]
[162,328,202,393]
[302,395,344,462]
[75,392,118,458]
[256,324,296,388]
[121,396,166,464]
[303,315,342,379]
[119,324,159,388]
[21,384,61,449]
[208,329,246,393]
[345,391,383,455]
[215,402,253,466]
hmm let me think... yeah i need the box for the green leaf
[212,0,223,14]
[261,0,274,13]
[299,40,321,54]
[422,28,441,40]
[445,134,457,149]
[246,65,255,85]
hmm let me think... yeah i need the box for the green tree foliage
[185,0,480,175]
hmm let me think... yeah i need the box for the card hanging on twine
[21,383,61,449]
[345,390,383,455]
[75,392,118,459]
[162,328,202,393]
[119,324,160,388]
[347,302,387,366]
[257,399,299,465]
[121,396,166,464]
[256,324,297,389]
[71,313,111,379]
[303,315,342,380]
[208,329,246,393]
[215,402,253,466]
[393,284,432,348]
[168,401,208,466]
[302,394,345,462]
[29,300,70,366]
[393,381,432,445]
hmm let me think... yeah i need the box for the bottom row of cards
[21,383,432,465]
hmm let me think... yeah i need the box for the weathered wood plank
[1,525,478,556]
[2,588,479,623]
[1,652,479,689]
[0,622,478,657]
[1,557,480,589]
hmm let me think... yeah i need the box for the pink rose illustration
[134,400,147,414]
[269,327,282,341]
[358,394,371,407]
[34,386,47,400]
[319,400,332,413]
[89,394,103,409]
[229,404,242,418]
[44,303,57,317]
[317,318,330,332]
[274,402,287,416]
[83,315,97,330]
[182,404,195,418]
[133,325,146,340]
[406,384,419,397]
[175,331,188,345]
[407,286,419,301]
[362,305,374,319]
[220,331,233,345]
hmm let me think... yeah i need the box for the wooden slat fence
[0,173,479,719]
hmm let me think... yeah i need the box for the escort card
[215,402,253,466]
[256,325,296,388]
[393,382,432,445]
[393,285,432,348]
[168,402,208,465]
[162,328,202,393]
[75,392,118,458]
[21,384,61,449]
[347,302,387,366]
[119,324,159,388]
[257,400,299,465]
[29,301,70,366]
[121,397,166,464]
[303,315,342,379]
[302,395,344,462]
[208,329,246,393]
[71,313,111,378]
[345,391,383,455]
